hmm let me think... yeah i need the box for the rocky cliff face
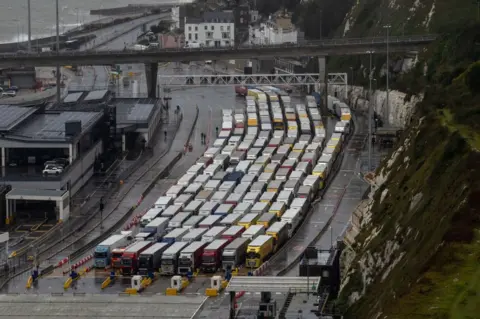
[336,25,480,319]
[328,85,422,128]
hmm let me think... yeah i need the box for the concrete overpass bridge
[1,34,436,98]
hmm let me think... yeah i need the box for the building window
[206,40,211,47]
[188,34,192,40]
[188,26,191,31]
[220,26,224,31]
[204,25,207,30]
[225,40,230,46]
[211,25,214,31]
[195,26,198,31]
[227,25,231,31]
[222,32,230,39]
[195,33,198,40]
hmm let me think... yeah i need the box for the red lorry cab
[221,225,245,242]
[201,239,230,272]
[111,248,125,269]
[121,241,153,275]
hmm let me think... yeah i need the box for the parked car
[43,165,63,175]
[8,86,19,92]
[2,90,16,97]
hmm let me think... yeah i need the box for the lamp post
[56,0,61,103]
[366,50,374,172]
[349,66,354,94]
[383,25,391,126]
[27,0,32,52]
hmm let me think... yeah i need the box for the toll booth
[225,276,321,319]
[299,247,341,297]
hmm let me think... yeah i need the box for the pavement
[0,294,207,319]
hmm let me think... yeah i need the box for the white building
[184,11,235,48]
[249,16,298,45]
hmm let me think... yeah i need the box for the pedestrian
[164,130,167,141]
[216,127,219,136]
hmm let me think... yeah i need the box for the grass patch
[385,230,480,319]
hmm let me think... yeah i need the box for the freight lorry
[138,242,170,276]
[177,241,208,275]
[94,233,130,268]
[121,241,153,275]
[222,237,250,271]
[160,241,189,275]
[201,239,230,272]
[245,235,274,268]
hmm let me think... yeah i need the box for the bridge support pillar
[145,63,158,98]
[318,56,328,108]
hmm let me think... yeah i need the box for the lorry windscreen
[202,255,216,263]
[138,256,150,269]
[178,258,191,266]
[94,252,107,258]
[247,251,259,259]
[223,255,236,261]
[121,258,132,266]
[162,258,174,265]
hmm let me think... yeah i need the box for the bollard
[64,277,73,289]
[101,277,111,289]
[26,276,33,289]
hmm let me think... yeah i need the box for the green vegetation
[328,0,480,92]
[338,24,480,319]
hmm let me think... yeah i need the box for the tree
[150,20,171,34]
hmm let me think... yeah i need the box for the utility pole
[27,0,32,52]
[367,50,374,172]
[383,25,391,126]
[55,0,61,103]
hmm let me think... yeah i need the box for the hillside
[328,0,480,93]
[337,23,480,319]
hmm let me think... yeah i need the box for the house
[157,33,185,49]
[249,13,298,45]
[184,11,235,48]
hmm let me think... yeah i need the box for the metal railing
[0,34,438,59]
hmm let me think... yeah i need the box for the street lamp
[383,24,391,126]
[27,0,32,52]
[366,50,374,172]
[349,66,354,94]
[56,0,61,103]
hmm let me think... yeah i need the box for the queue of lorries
[92,88,352,278]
